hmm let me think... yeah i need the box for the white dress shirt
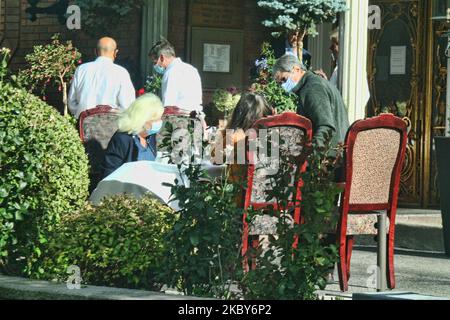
[68,56,136,118]
[162,58,203,112]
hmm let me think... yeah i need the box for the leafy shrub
[252,43,298,113]
[0,71,90,275]
[19,34,82,116]
[32,195,176,291]
[75,0,143,37]
[240,133,342,300]
[159,165,243,298]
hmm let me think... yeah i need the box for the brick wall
[167,0,270,105]
[1,0,142,112]
[1,0,270,112]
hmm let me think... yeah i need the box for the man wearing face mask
[148,39,203,115]
[273,54,349,150]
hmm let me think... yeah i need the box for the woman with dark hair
[226,93,274,132]
[212,93,274,185]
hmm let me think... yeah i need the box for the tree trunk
[62,82,68,116]
[296,30,306,66]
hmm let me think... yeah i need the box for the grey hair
[149,38,176,59]
[273,54,306,76]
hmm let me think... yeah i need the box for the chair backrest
[244,112,313,210]
[343,113,408,211]
[79,106,120,179]
[156,109,204,164]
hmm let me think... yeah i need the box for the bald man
[68,37,136,118]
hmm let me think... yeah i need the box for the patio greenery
[0,49,89,276]
[19,34,82,116]
[257,0,347,64]
[75,0,143,37]
[212,88,241,120]
[252,42,297,113]
[29,195,176,291]
[240,133,342,299]
[159,123,342,299]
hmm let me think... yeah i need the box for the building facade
[0,0,448,208]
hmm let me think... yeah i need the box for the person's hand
[314,69,328,80]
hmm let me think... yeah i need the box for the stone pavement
[356,208,445,252]
[319,247,450,300]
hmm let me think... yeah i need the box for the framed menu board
[203,43,231,73]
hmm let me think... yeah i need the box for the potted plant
[212,88,241,129]
[251,42,297,113]
[435,117,450,257]
[19,34,82,116]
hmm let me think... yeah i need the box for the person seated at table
[102,93,164,179]
[212,93,274,183]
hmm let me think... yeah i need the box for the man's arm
[68,68,79,117]
[303,86,336,147]
[118,71,136,110]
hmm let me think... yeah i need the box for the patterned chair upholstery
[248,126,306,236]
[79,106,120,189]
[156,110,204,164]
[337,113,408,292]
[242,113,313,271]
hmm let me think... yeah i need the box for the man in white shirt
[148,39,203,114]
[68,37,136,119]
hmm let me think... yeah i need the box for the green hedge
[33,195,176,291]
[0,80,90,275]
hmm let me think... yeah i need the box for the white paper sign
[203,43,231,73]
[390,46,406,75]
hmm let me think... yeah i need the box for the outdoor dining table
[89,160,226,211]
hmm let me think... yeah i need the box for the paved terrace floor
[320,248,450,299]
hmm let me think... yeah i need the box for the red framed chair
[79,106,120,189]
[241,112,313,271]
[337,113,408,292]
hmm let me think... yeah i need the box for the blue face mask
[154,64,165,75]
[146,120,163,136]
[282,77,298,93]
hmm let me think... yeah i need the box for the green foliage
[257,0,347,62]
[30,195,176,290]
[75,0,143,37]
[240,132,342,300]
[212,89,241,118]
[257,0,347,37]
[159,163,243,298]
[0,59,89,275]
[253,43,298,113]
[19,34,82,115]
[144,74,163,97]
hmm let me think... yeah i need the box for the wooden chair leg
[346,235,354,280]
[386,209,396,289]
[337,232,349,292]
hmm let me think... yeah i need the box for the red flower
[136,88,146,97]
[78,60,82,65]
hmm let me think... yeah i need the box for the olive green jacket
[293,71,350,149]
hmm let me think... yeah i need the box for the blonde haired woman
[102,93,164,178]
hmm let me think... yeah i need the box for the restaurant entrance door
[367,0,446,208]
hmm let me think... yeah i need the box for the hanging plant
[75,0,143,37]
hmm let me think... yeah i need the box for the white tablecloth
[89,161,225,211]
